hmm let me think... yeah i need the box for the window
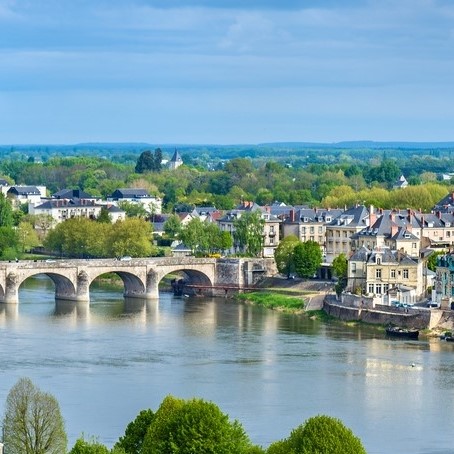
[375,284,382,295]
[310,226,315,234]
[318,226,323,234]
[368,284,374,294]
[390,269,396,278]
[270,226,274,233]
[376,269,382,279]
[403,269,409,279]
[376,257,381,265]
[351,263,357,273]
[412,243,417,248]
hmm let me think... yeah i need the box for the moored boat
[386,326,419,339]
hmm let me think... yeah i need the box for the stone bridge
[0,257,276,304]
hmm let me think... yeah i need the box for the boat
[385,326,419,339]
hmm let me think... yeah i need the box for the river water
[1,275,454,454]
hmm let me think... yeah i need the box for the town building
[347,246,424,305]
[325,205,369,261]
[6,185,47,207]
[217,201,280,257]
[434,253,454,309]
[107,188,162,214]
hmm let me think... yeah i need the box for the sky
[0,0,453,145]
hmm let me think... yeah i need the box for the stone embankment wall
[324,295,431,329]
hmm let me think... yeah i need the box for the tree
[0,226,19,259]
[114,409,154,454]
[274,235,300,278]
[163,214,182,238]
[2,377,67,454]
[0,192,14,227]
[142,395,252,454]
[269,415,366,454]
[118,201,148,219]
[135,151,155,174]
[17,221,40,253]
[109,218,154,258]
[97,207,112,223]
[293,240,322,278]
[69,437,110,454]
[179,217,206,254]
[332,253,348,296]
[233,211,265,257]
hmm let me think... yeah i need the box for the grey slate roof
[7,185,41,196]
[110,188,151,199]
[53,188,93,199]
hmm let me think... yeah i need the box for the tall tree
[274,235,300,278]
[233,211,265,257]
[2,377,67,454]
[0,193,14,227]
[293,240,323,278]
[332,253,348,296]
[135,150,154,174]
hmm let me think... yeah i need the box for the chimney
[389,211,395,223]
[369,205,377,226]
[290,209,296,223]
[437,211,442,219]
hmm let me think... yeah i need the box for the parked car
[119,256,132,261]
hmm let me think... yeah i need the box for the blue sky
[0,0,453,144]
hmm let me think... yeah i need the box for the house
[433,192,454,213]
[393,174,409,189]
[191,206,223,223]
[347,246,424,305]
[434,253,454,309]
[217,201,280,257]
[6,185,46,207]
[108,188,162,214]
[168,149,183,170]
[29,199,125,227]
[325,205,370,261]
[282,207,343,258]
[52,188,98,201]
[350,209,421,258]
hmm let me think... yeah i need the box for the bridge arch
[156,267,214,297]
[86,269,147,300]
[13,271,77,304]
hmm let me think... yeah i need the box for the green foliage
[97,207,112,223]
[118,201,149,218]
[135,149,162,173]
[69,436,110,454]
[0,225,19,258]
[109,218,154,258]
[3,377,67,454]
[114,409,154,454]
[332,253,348,296]
[275,415,367,454]
[427,250,444,272]
[0,193,14,227]
[17,221,40,253]
[163,214,182,238]
[274,235,300,278]
[142,395,252,454]
[44,217,155,258]
[179,218,231,256]
[233,211,265,257]
[236,292,305,311]
[293,241,323,278]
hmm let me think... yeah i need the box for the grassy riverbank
[235,292,305,312]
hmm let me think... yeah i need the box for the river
[1,275,454,454]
